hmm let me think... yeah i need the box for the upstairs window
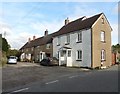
[57,37,61,46]
[46,44,50,49]
[77,32,82,43]
[101,18,104,24]
[31,47,34,51]
[101,49,106,61]
[65,34,70,45]
[101,31,105,42]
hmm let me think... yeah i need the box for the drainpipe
[91,28,93,68]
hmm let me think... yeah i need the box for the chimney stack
[44,29,48,36]
[28,38,31,43]
[33,36,36,40]
[65,17,69,25]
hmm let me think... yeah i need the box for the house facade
[20,30,57,62]
[53,13,112,68]
[20,13,112,68]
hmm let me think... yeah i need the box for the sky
[0,1,119,49]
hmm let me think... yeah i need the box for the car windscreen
[9,57,16,59]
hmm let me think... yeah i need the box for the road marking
[45,80,59,85]
[8,88,29,94]
[69,75,78,78]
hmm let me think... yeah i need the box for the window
[21,49,23,52]
[77,32,82,43]
[76,50,82,61]
[101,31,105,42]
[58,51,59,59]
[101,18,104,24]
[31,47,34,51]
[57,37,61,46]
[68,50,71,57]
[46,44,50,49]
[65,34,70,45]
[26,48,28,52]
[61,50,66,57]
[101,49,106,61]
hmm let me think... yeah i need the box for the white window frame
[31,47,34,51]
[57,37,61,46]
[68,50,71,57]
[76,50,82,61]
[77,31,82,43]
[46,44,50,49]
[65,34,70,45]
[101,49,106,61]
[101,31,105,42]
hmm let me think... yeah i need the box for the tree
[2,38,10,52]
[7,49,21,61]
[112,44,120,53]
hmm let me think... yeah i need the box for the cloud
[30,20,63,35]
[0,22,12,36]
[1,2,118,49]
[6,32,38,49]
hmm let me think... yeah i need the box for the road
[3,65,119,93]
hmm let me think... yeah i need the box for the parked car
[8,56,17,64]
[40,57,59,66]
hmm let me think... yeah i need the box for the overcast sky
[0,1,119,49]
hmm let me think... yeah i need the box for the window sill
[76,41,82,43]
[76,59,82,61]
[101,41,106,43]
[65,43,70,45]
[57,44,60,46]
[101,60,106,62]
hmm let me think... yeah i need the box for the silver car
[8,56,17,64]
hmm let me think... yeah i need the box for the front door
[67,50,72,67]
[39,52,45,62]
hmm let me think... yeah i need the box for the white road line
[45,80,59,85]
[69,75,78,78]
[8,88,29,94]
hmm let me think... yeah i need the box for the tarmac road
[2,64,119,93]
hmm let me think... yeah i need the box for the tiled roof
[20,13,102,50]
[19,32,58,50]
[54,13,102,36]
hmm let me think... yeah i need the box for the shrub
[1,52,7,67]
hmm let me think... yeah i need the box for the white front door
[67,50,72,67]
[39,52,45,62]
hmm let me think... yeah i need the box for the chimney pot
[33,36,36,40]
[28,38,31,43]
[65,17,69,25]
[44,29,48,36]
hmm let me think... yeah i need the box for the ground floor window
[101,49,106,61]
[76,50,82,61]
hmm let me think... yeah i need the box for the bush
[2,56,7,66]
[1,52,7,67]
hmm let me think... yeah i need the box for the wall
[92,14,112,68]
[34,43,53,62]
[53,29,91,67]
